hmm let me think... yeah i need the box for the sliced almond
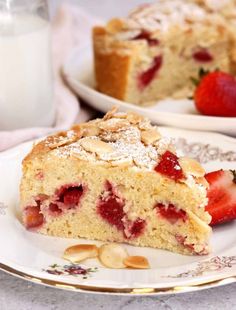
[63,244,99,263]
[179,157,205,177]
[45,131,78,149]
[141,129,161,145]
[78,122,100,137]
[126,111,144,124]
[110,158,133,167]
[113,112,128,119]
[98,243,128,269]
[98,118,130,132]
[80,138,114,155]
[123,256,150,269]
[103,106,119,120]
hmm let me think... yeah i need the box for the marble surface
[1,1,236,309]
[1,270,236,310]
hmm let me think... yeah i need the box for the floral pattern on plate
[168,256,236,278]
[43,263,98,279]
[175,138,236,164]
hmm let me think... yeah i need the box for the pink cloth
[0,4,100,152]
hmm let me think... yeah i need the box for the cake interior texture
[20,108,211,255]
[93,0,236,105]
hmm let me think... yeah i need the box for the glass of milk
[0,0,55,130]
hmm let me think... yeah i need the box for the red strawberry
[154,150,184,181]
[57,185,84,209]
[138,55,162,89]
[194,71,236,117]
[192,49,213,63]
[24,206,44,229]
[63,187,83,207]
[155,203,187,224]
[132,31,159,46]
[205,170,236,226]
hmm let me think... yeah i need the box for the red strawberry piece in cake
[205,170,236,225]
[57,185,84,209]
[48,203,62,215]
[155,203,187,224]
[128,218,146,238]
[124,218,146,239]
[132,31,159,46]
[97,182,125,231]
[24,205,44,229]
[175,234,195,252]
[138,55,163,89]
[194,71,236,117]
[155,151,184,181]
[98,182,146,239]
[192,48,213,63]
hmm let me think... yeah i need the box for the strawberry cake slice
[20,108,211,255]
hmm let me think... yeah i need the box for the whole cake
[20,108,211,255]
[93,0,234,105]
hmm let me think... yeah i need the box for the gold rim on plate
[0,262,236,295]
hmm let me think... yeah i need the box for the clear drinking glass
[0,0,55,130]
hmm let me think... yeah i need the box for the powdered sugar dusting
[47,109,199,174]
[124,0,217,32]
[55,130,172,170]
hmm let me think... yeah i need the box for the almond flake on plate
[63,244,99,263]
[98,243,128,269]
[123,256,150,269]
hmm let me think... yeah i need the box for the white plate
[1,127,236,295]
[63,46,236,136]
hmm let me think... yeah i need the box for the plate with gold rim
[0,127,236,295]
[63,45,236,136]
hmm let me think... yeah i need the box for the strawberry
[155,203,187,224]
[138,55,163,89]
[154,150,184,181]
[194,71,236,117]
[57,185,84,209]
[24,206,44,229]
[205,170,236,226]
[63,187,83,207]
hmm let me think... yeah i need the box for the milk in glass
[0,10,55,129]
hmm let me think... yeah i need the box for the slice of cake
[93,0,234,105]
[20,108,211,255]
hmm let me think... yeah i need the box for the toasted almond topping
[80,138,114,155]
[141,129,161,145]
[106,18,124,34]
[46,131,78,149]
[110,158,133,167]
[98,243,128,269]
[138,119,152,130]
[63,244,99,263]
[103,106,119,120]
[113,112,128,119]
[98,118,130,132]
[78,122,100,137]
[179,157,205,177]
[123,256,150,269]
[126,111,144,124]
